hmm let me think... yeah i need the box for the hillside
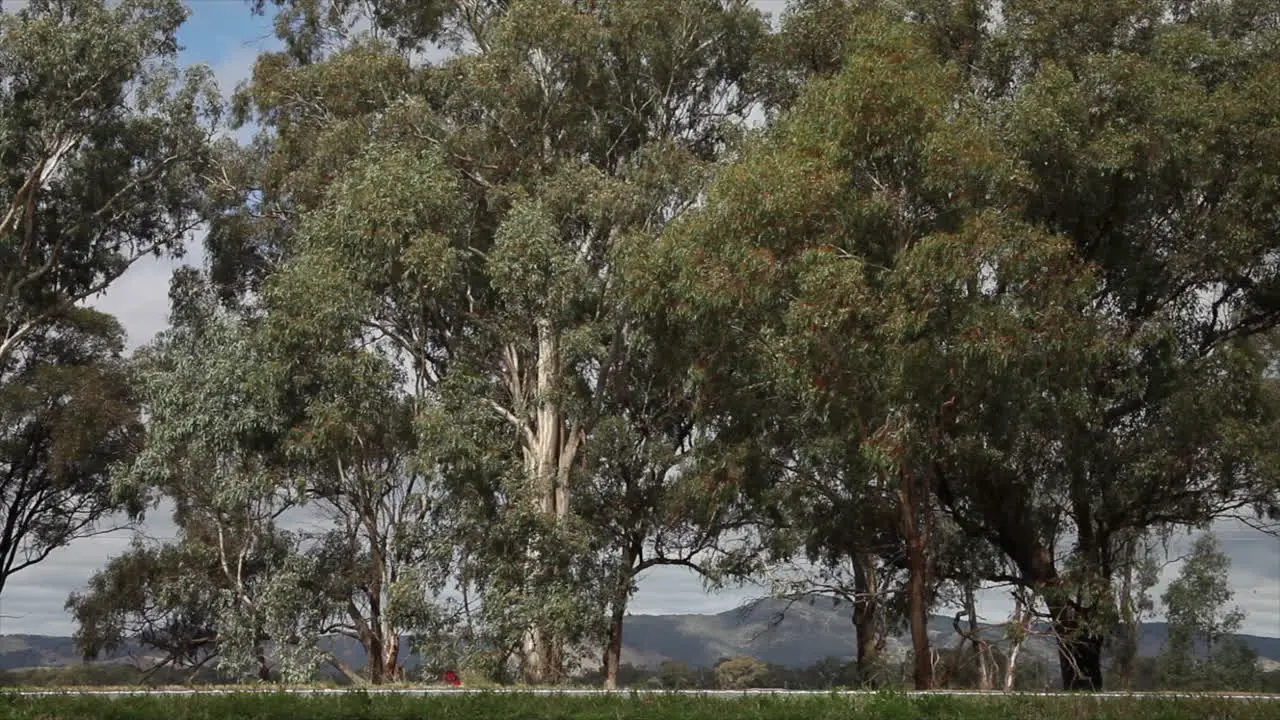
[617,599,1280,670]
[3,600,1278,674]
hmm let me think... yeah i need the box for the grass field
[0,692,1276,720]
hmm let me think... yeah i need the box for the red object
[443,670,461,687]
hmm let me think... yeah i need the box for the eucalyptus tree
[416,1,768,682]
[218,0,770,684]
[917,0,1280,690]
[571,271,769,687]
[1108,531,1160,690]
[663,13,1054,687]
[0,310,142,599]
[68,537,223,680]
[92,280,331,683]
[1158,531,1260,690]
[67,529,299,682]
[71,259,466,685]
[742,429,909,684]
[679,0,1280,691]
[262,248,468,684]
[0,0,217,596]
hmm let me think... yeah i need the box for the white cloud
[85,238,206,351]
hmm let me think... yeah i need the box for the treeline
[3,0,1280,692]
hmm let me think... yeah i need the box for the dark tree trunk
[602,601,627,690]
[603,545,637,690]
[906,550,932,690]
[255,646,271,681]
[851,551,881,684]
[899,471,933,690]
[1049,600,1104,691]
[367,633,385,684]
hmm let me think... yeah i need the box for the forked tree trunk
[1004,640,1022,692]
[1047,595,1104,691]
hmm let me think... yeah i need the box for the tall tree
[920,0,1280,689]
[0,0,217,596]
[220,0,769,685]
[100,283,331,683]
[662,10,1081,689]
[262,254,466,684]
[72,270,466,685]
[699,0,1280,690]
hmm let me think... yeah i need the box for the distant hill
[3,599,1278,674]
[617,599,1280,670]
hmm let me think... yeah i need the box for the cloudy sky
[1,0,1276,642]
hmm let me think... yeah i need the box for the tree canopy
[0,0,1275,693]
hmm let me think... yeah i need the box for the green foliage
[0,309,142,596]
[0,0,218,598]
[0,0,219,362]
[67,538,222,669]
[42,0,1280,696]
[1163,533,1245,649]
[78,283,331,684]
[657,661,694,689]
[1158,531,1260,690]
[669,0,1280,690]
[211,0,775,686]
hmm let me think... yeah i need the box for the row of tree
[3,532,1269,692]
[3,0,1279,691]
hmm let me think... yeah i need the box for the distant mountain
[617,599,1280,670]
[620,599,939,669]
[3,599,1278,675]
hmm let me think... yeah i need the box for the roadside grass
[0,692,1275,720]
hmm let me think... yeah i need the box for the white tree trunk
[1004,591,1032,692]
[516,318,582,684]
[1004,640,1023,692]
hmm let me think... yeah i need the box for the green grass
[0,692,1276,720]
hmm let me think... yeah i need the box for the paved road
[5,688,1279,700]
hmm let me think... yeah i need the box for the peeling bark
[516,319,580,685]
